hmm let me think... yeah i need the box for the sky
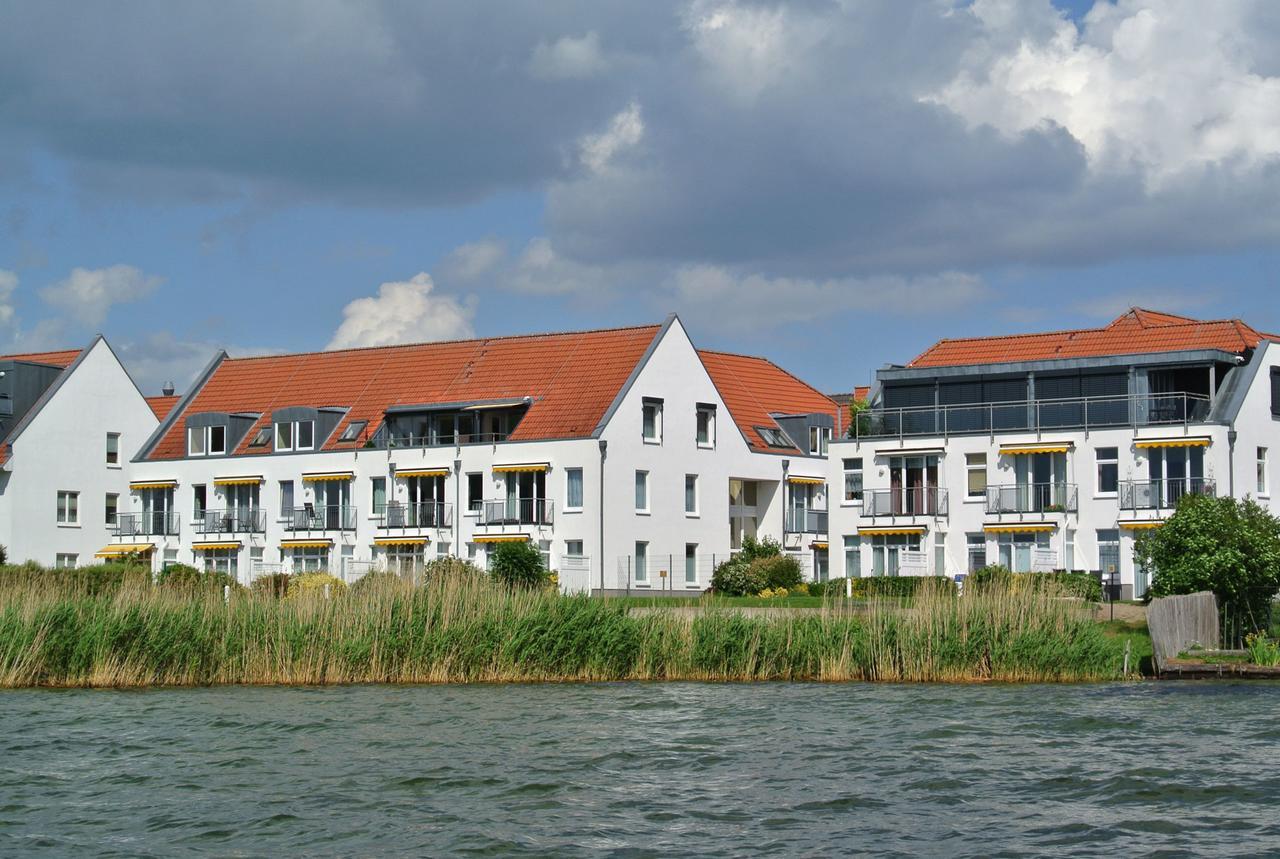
[0,0,1278,396]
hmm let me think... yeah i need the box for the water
[1,683,1278,857]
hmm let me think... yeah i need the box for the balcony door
[789,483,822,531]
[228,483,259,530]
[505,471,545,523]
[408,476,445,526]
[142,487,174,534]
[313,480,351,529]
[1015,452,1067,512]
[889,456,939,514]
[1148,446,1203,507]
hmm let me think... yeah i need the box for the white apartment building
[0,338,161,567]
[829,309,1280,599]
[121,316,837,592]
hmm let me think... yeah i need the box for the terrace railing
[113,511,180,537]
[785,508,829,534]
[986,483,1078,514]
[1120,478,1216,510]
[863,487,949,517]
[480,497,554,527]
[377,501,454,529]
[283,504,358,532]
[193,508,267,535]
[375,431,511,449]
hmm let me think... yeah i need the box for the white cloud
[0,269,17,328]
[327,272,476,350]
[579,101,644,173]
[440,238,507,282]
[114,331,280,397]
[39,264,162,327]
[529,31,608,80]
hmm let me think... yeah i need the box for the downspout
[598,439,607,593]
[1227,430,1236,498]
[454,456,462,556]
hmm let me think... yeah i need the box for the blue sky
[1,0,1278,395]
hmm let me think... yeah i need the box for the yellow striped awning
[129,480,177,490]
[810,541,829,550]
[1134,437,1211,449]
[787,476,825,485]
[280,539,333,549]
[302,472,354,482]
[473,534,531,544]
[213,476,263,486]
[374,537,430,547]
[857,526,927,536]
[193,541,241,551]
[492,463,549,473]
[999,442,1072,455]
[394,468,450,479]
[984,523,1057,534]
[94,543,154,557]
[1120,520,1164,530]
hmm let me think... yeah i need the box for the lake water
[1,682,1278,857]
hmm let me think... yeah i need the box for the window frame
[634,469,650,514]
[684,473,699,516]
[842,457,863,504]
[187,425,226,457]
[55,553,78,569]
[684,543,698,585]
[105,492,119,527]
[695,404,716,448]
[56,490,80,525]
[965,453,987,500]
[275,421,295,452]
[466,473,483,514]
[641,398,663,444]
[371,476,387,517]
[338,420,368,443]
[248,427,272,448]
[106,432,121,466]
[564,467,584,512]
[1095,446,1119,497]
[1259,447,1269,496]
[634,540,649,585]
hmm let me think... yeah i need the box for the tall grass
[0,574,1127,687]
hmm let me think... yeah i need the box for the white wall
[1226,341,1280,514]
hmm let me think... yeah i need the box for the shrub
[737,535,783,563]
[251,572,291,598]
[967,566,1100,601]
[1245,633,1280,667]
[0,544,7,565]
[157,563,240,593]
[422,556,485,584]
[710,557,764,596]
[287,572,347,598]
[351,570,404,594]
[0,562,149,596]
[850,576,956,599]
[489,542,547,589]
[750,554,804,591]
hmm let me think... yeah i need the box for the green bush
[710,557,764,596]
[422,556,485,583]
[156,563,239,592]
[968,565,1101,601]
[850,576,956,599]
[750,554,804,591]
[489,542,547,589]
[251,572,291,597]
[287,572,347,598]
[737,535,783,563]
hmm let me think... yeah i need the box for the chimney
[161,382,175,397]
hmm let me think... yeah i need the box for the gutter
[598,439,607,593]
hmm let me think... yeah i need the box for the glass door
[314,481,350,529]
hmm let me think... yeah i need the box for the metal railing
[986,483,1078,514]
[194,508,268,535]
[377,501,454,529]
[853,392,1212,439]
[113,511,180,537]
[479,497,554,526]
[282,504,358,531]
[785,508,829,534]
[1120,478,1216,510]
[863,487,949,517]
[376,431,511,449]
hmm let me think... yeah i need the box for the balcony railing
[853,392,1211,440]
[283,505,358,532]
[377,501,454,529]
[194,508,267,535]
[863,488,949,517]
[785,508,829,534]
[986,483,1078,514]
[113,511,180,537]
[480,497,554,527]
[1120,478,1216,510]
[375,432,511,449]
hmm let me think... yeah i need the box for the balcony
[863,488,949,517]
[785,508,829,534]
[113,511,180,538]
[283,504,357,532]
[1120,478,1215,510]
[377,501,454,530]
[986,483,1078,515]
[194,508,267,535]
[853,392,1211,440]
[479,497,554,527]
[377,431,511,449]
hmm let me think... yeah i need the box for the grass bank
[0,574,1132,687]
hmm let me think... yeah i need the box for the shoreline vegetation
[0,565,1138,688]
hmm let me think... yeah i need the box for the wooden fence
[1147,591,1219,672]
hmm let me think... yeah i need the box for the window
[371,477,387,516]
[467,473,483,512]
[966,453,987,499]
[339,420,367,443]
[757,426,791,448]
[685,474,698,515]
[250,546,264,575]
[187,425,225,456]
[635,470,649,512]
[106,432,120,465]
[843,458,863,502]
[870,533,920,577]
[105,493,119,527]
[1097,529,1121,578]
[966,533,985,572]
[843,536,861,579]
[1272,367,1280,417]
[1096,447,1119,495]
[248,427,272,448]
[288,545,329,573]
[1258,447,1269,495]
[187,426,205,456]
[685,543,698,584]
[296,420,315,451]
[55,553,78,569]
[997,532,1050,573]
[566,540,584,558]
[565,468,584,511]
[642,398,663,443]
[696,404,716,448]
[279,480,294,519]
[209,425,226,455]
[538,539,552,570]
[436,542,451,558]
[56,490,79,525]
[1065,529,1076,571]
[634,541,649,584]
[201,547,239,577]
[275,422,294,451]
[194,484,207,521]
[934,532,947,577]
[809,426,831,456]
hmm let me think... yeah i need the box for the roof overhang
[880,348,1241,382]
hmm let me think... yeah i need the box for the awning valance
[1120,520,1164,530]
[810,541,829,550]
[302,472,354,482]
[193,541,241,551]
[492,463,549,473]
[394,468,450,479]
[983,523,1057,534]
[473,534,531,544]
[1134,437,1211,449]
[857,526,927,536]
[374,537,430,547]
[999,442,1072,455]
[94,543,154,557]
[874,447,945,457]
[787,476,825,486]
[130,480,177,490]
[280,539,333,549]
[213,476,264,486]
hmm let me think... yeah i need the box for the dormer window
[339,420,367,443]
[187,425,226,457]
[642,398,663,444]
[757,426,791,448]
[275,419,315,452]
[809,426,831,456]
[248,427,272,448]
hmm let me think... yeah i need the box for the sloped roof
[0,349,83,368]
[146,324,664,460]
[698,350,839,453]
[908,308,1273,369]
[146,395,181,421]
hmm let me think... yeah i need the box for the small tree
[489,541,547,589]
[848,398,873,438]
[1137,493,1280,633]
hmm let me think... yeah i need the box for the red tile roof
[146,395,181,421]
[0,348,82,369]
[147,324,663,460]
[698,350,839,453]
[909,308,1271,369]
